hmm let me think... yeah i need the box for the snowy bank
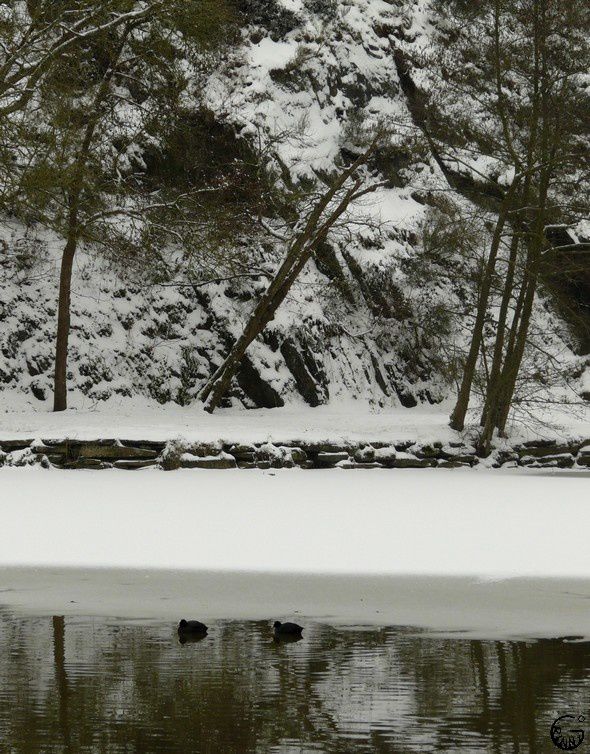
[1,402,589,470]
[1,401,589,445]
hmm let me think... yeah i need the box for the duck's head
[179,619,187,628]
[273,621,282,629]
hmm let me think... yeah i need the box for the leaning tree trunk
[200,207,354,413]
[200,289,283,412]
[199,172,380,411]
[199,138,383,412]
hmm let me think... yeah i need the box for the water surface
[0,609,588,753]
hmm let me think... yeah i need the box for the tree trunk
[51,26,130,411]
[449,180,519,431]
[479,232,520,427]
[53,234,77,411]
[476,230,523,455]
[201,220,340,412]
[201,301,278,412]
[493,176,550,436]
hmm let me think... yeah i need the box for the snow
[0,401,450,442]
[1,467,590,637]
[1,468,589,579]
[249,38,298,70]
[1,400,588,445]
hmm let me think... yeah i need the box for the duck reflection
[178,632,208,645]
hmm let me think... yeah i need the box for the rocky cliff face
[0,0,585,410]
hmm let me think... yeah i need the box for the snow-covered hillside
[0,0,586,413]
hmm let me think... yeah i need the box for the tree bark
[449,179,520,431]
[479,232,520,427]
[491,173,551,439]
[53,233,78,411]
[51,25,130,411]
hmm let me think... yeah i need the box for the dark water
[0,610,588,753]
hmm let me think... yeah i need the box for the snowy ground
[1,399,589,444]
[1,468,589,637]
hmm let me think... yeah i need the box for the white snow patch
[249,38,298,70]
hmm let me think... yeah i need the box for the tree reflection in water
[0,608,587,753]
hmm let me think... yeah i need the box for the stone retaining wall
[1,437,589,470]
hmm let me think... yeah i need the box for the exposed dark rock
[0,439,35,451]
[415,443,443,459]
[310,442,354,454]
[393,441,415,452]
[354,446,375,463]
[516,443,579,458]
[75,444,158,460]
[520,438,558,448]
[395,388,418,408]
[338,461,382,469]
[2,436,589,471]
[373,447,397,467]
[119,439,166,451]
[60,458,111,470]
[441,453,476,465]
[369,353,391,396]
[391,457,435,468]
[280,339,325,407]
[290,447,307,463]
[520,453,575,468]
[30,383,45,401]
[227,443,256,462]
[236,355,284,409]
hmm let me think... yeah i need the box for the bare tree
[426,0,590,444]
[0,1,164,119]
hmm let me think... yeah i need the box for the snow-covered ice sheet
[1,468,589,579]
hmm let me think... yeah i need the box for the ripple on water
[0,611,588,753]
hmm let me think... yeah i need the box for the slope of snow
[0,0,587,414]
